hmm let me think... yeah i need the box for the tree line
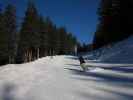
[0,2,77,65]
[93,0,132,49]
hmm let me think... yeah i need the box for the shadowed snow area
[84,36,133,64]
[0,55,133,100]
[99,36,133,63]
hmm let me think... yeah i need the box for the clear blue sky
[0,0,100,44]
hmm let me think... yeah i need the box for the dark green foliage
[18,1,42,62]
[66,33,77,54]
[0,1,78,65]
[121,0,133,35]
[0,10,8,65]
[38,16,48,57]
[93,0,131,49]
[58,27,67,54]
[20,2,39,48]
[77,43,93,53]
[4,4,17,64]
[44,17,54,55]
[16,1,78,63]
[0,4,17,64]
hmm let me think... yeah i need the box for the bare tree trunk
[9,56,11,64]
[29,50,32,62]
[31,50,33,61]
[28,49,32,62]
[27,50,29,62]
[44,48,47,57]
[37,48,40,59]
[50,49,53,59]
[9,55,15,64]
[33,48,37,60]
[26,49,29,62]
[24,50,28,62]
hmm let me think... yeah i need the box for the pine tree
[18,1,40,62]
[38,16,48,57]
[71,34,78,55]
[3,4,17,63]
[121,0,133,35]
[16,1,78,63]
[54,26,62,55]
[93,0,121,49]
[55,28,61,55]
[58,27,67,54]
[0,7,8,65]
[66,33,77,54]
[45,17,56,56]
[50,25,58,56]
[56,27,78,55]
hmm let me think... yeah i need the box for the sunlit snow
[0,36,133,100]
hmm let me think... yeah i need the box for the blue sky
[0,0,99,44]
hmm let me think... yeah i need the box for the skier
[78,56,88,71]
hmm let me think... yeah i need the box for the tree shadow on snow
[94,87,133,100]
[65,67,133,100]
[65,68,133,83]
[75,87,133,100]
[1,83,16,100]
[100,66,133,73]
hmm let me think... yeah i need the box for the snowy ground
[84,36,133,64]
[0,55,133,100]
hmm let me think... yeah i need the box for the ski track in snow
[0,56,133,100]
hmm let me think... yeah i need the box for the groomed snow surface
[0,55,133,100]
[0,36,133,100]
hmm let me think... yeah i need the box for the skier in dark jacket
[79,56,85,64]
[78,56,87,71]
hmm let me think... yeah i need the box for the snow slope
[84,36,133,63]
[0,56,133,100]
[99,36,133,63]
